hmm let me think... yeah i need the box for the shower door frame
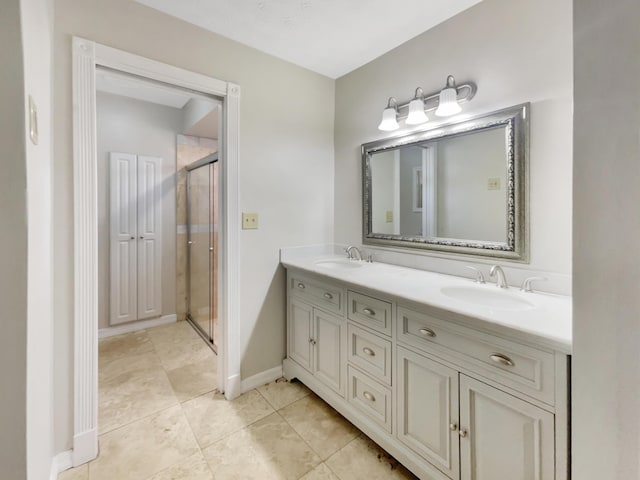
[185,154,218,352]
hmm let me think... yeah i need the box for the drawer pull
[490,353,515,367]
[418,327,436,338]
[363,391,376,402]
[362,347,375,357]
[297,282,306,289]
[449,423,458,432]
[323,292,333,300]
[363,308,376,316]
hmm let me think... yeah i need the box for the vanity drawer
[397,306,555,405]
[289,273,344,315]
[347,323,392,385]
[347,291,392,336]
[347,365,392,433]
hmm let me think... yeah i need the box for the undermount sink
[440,285,536,311]
[314,258,364,270]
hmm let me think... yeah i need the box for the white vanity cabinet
[283,268,569,480]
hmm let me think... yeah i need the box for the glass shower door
[187,163,215,348]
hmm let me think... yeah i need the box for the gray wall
[370,150,396,234]
[335,0,572,274]
[573,0,640,478]
[96,91,181,329]
[0,0,28,476]
[53,0,335,452]
[399,148,422,236]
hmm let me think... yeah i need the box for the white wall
[21,0,55,478]
[0,0,28,477]
[96,91,181,329]
[573,0,640,478]
[53,0,335,453]
[335,0,572,278]
[370,150,396,234]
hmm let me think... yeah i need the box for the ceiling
[134,0,483,79]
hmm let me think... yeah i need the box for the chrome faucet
[345,245,363,261]
[489,265,508,289]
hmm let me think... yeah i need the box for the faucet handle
[520,276,547,293]
[466,266,485,284]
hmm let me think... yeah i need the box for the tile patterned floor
[59,321,417,480]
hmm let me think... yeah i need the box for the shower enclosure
[185,153,218,351]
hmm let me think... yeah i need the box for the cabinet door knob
[362,347,375,357]
[418,328,436,338]
[363,307,376,316]
[311,339,317,345]
[363,391,376,402]
[449,423,458,431]
[459,429,468,438]
[489,353,515,367]
[139,236,144,239]
[323,292,333,300]
[297,283,305,289]
[130,236,135,240]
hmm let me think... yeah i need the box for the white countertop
[281,251,572,353]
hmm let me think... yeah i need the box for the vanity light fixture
[378,97,399,131]
[406,87,429,125]
[435,75,462,117]
[377,75,476,131]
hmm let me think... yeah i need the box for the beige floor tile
[202,412,321,480]
[147,451,214,480]
[182,389,274,448]
[326,435,418,480]
[153,336,215,371]
[165,356,218,402]
[257,378,311,410]
[89,405,199,480]
[99,362,178,434]
[299,463,340,480]
[99,350,161,383]
[98,330,154,361]
[147,321,201,346]
[58,464,88,480]
[279,394,359,460]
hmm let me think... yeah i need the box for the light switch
[487,178,501,190]
[242,212,258,230]
[385,210,393,223]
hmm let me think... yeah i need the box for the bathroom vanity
[281,251,571,480]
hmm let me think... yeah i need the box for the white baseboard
[98,314,177,339]
[240,365,283,394]
[73,428,98,467]
[49,450,73,480]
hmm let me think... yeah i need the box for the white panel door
[314,309,344,396]
[110,152,138,325]
[459,374,555,480]
[136,155,162,320]
[288,298,313,372]
[396,346,460,479]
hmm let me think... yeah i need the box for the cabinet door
[110,152,138,325]
[459,375,554,480]
[396,346,460,479]
[137,155,162,320]
[314,309,344,395]
[288,298,313,372]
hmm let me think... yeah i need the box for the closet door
[137,155,163,320]
[110,153,138,324]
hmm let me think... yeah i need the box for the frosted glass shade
[378,107,399,131]
[435,86,461,116]
[406,98,428,125]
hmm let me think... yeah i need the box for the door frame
[71,37,241,465]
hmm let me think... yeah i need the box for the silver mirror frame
[362,103,529,262]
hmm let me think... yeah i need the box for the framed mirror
[362,103,529,261]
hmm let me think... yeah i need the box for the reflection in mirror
[363,104,528,261]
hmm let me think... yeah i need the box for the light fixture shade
[406,98,428,125]
[436,75,462,117]
[378,107,399,131]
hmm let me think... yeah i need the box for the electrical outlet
[385,210,393,223]
[487,178,501,190]
[242,212,258,230]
